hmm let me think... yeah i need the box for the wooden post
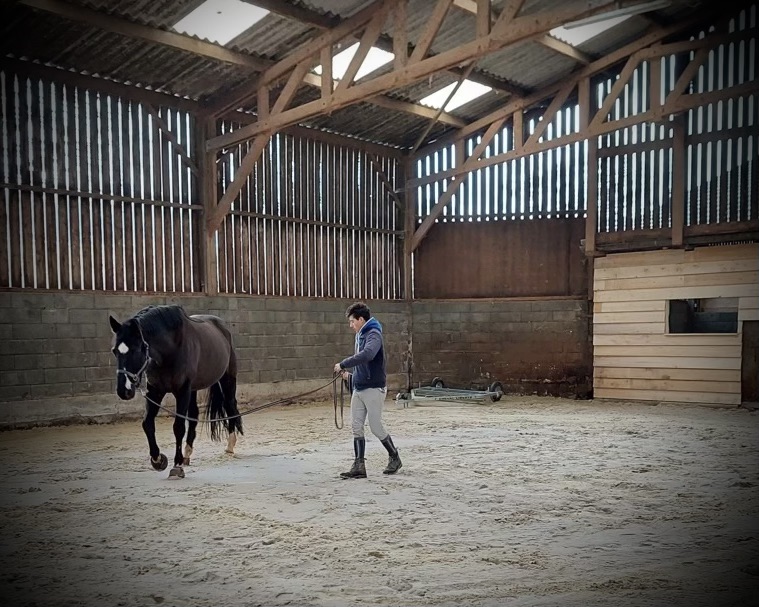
[198,117,218,295]
[580,77,597,257]
[403,156,416,300]
[671,116,686,247]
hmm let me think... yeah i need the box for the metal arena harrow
[396,377,503,406]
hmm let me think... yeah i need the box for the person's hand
[333,363,342,373]
[341,371,350,381]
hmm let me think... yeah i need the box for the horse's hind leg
[220,373,243,455]
[183,390,198,465]
[169,383,192,479]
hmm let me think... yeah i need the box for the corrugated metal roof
[0,0,718,149]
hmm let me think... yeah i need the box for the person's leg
[340,391,368,479]
[365,388,403,475]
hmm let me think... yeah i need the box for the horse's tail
[205,374,244,441]
[206,382,226,442]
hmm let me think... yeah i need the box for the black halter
[117,328,152,390]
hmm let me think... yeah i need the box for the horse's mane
[133,305,187,339]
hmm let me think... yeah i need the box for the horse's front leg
[169,383,192,480]
[183,391,198,465]
[142,385,168,471]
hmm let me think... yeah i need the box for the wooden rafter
[408,7,751,251]
[240,0,337,29]
[452,0,593,64]
[19,0,460,134]
[413,73,756,190]
[143,104,199,177]
[368,155,404,211]
[335,2,392,93]
[206,0,626,152]
[538,35,593,65]
[409,116,508,251]
[522,79,575,153]
[410,73,757,251]
[421,8,721,153]
[409,0,454,63]
[19,0,269,70]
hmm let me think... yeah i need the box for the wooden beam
[402,157,416,300]
[207,134,270,230]
[523,79,575,152]
[240,0,337,28]
[667,45,711,100]
[588,53,642,131]
[17,0,466,139]
[320,46,333,98]
[369,95,466,127]
[410,61,476,154]
[209,42,316,230]
[671,116,686,247]
[418,9,717,154]
[19,0,270,70]
[579,77,597,257]
[222,111,407,158]
[393,0,409,69]
[410,116,507,251]
[475,0,490,37]
[454,0,592,64]
[335,3,391,93]
[409,0,454,63]
[204,0,389,116]
[539,34,593,65]
[409,78,758,190]
[198,118,219,295]
[261,1,393,87]
[143,104,199,177]
[368,155,404,211]
[206,1,621,152]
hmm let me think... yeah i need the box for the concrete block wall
[0,291,591,426]
[0,291,410,427]
[410,298,592,397]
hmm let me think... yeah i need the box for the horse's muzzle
[117,385,136,400]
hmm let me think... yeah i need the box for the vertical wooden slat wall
[593,243,759,405]
[216,120,404,300]
[416,104,587,223]
[414,6,756,232]
[0,71,201,292]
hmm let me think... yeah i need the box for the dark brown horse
[109,305,243,479]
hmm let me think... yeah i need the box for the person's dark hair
[346,302,371,321]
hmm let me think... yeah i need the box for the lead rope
[136,372,346,429]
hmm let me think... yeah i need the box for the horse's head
[109,315,151,400]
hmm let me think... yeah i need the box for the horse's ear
[109,315,122,334]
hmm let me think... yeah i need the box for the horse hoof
[168,467,185,480]
[151,454,168,471]
[225,449,234,455]
[183,457,191,465]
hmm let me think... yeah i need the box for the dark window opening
[668,298,739,334]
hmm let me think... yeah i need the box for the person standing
[333,302,402,479]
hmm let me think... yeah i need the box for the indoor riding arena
[0,1,757,606]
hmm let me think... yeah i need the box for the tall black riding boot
[340,437,367,479]
[381,435,402,475]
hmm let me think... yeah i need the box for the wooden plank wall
[414,217,587,298]
[0,70,202,292]
[217,122,405,299]
[593,243,759,405]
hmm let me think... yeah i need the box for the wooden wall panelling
[593,244,759,405]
